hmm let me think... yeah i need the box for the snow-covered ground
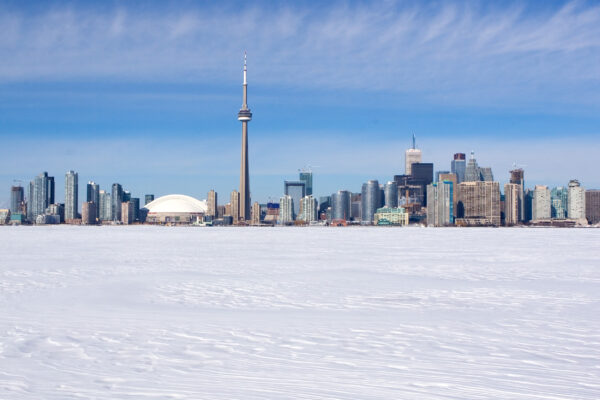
[1,226,599,399]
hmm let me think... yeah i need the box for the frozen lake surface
[1,226,599,399]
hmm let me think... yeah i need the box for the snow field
[1,226,599,399]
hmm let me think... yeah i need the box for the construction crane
[298,165,321,174]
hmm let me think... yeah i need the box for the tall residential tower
[405,134,422,175]
[65,170,79,220]
[238,53,252,221]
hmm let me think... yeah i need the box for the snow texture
[1,226,599,399]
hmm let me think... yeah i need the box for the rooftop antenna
[412,133,416,149]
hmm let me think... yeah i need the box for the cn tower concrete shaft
[237,53,252,221]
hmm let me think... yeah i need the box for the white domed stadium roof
[144,194,207,214]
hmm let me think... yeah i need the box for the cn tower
[237,52,252,221]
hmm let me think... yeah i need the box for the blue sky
[1,0,599,206]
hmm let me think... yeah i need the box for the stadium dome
[145,194,207,214]
[143,194,207,224]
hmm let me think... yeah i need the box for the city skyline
[1,1,600,206]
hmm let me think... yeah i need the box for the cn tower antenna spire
[243,51,247,85]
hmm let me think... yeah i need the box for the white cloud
[0,1,599,109]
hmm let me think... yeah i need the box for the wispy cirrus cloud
[0,1,599,109]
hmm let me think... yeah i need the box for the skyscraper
[86,181,100,219]
[451,153,466,183]
[464,152,481,182]
[532,185,551,221]
[131,198,140,222]
[27,172,54,222]
[504,183,520,226]
[411,163,434,206]
[299,170,313,196]
[111,183,123,221]
[438,173,458,215]
[585,190,600,225]
[456,181,501,226]
[405,134,422,175]
[145,194,155,205]
[509,168,525,221]
[230,190,240,224]
[284,181,306,220]
[550,187,568,219]
[384,181,398,208]
[479,167,494,182]
[86,181,100,204]
[10,186,24,214]
[99,190,112,221]
[238,52,252,221]
[207,190,217,217]
[331,190,351,221]
[361,180,380,225]
[568,180,586,220]
[251,201,261,225]
[426,181,454,227]
[82,202,97,225]
[279,195,293,224]
[435,171,450,183]
[121,201,134,224]
[65,170,78,220]
[299,195,318,222]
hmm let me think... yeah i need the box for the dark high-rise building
[131,198,140,222]
[284,181,306,220]
[384,181,398,208]
[361,180,380,225]
[87,182,100,203]
[318,196,331,217]
[47,176,55,205]
[122,190,131,203]
[145,194,155,205]
[586,190,600,225]
[111,183,123,221]
[10,186,24,214]
[451,153,466,183]
[86,181,100,220]
[65,170,78,221]
[237,52,252,221]
[299,170,313,196]
[394,174,425,207]
[411,163,433,206]
[412,163,433,185]
[524,188,534,222]
[331,190,351,221]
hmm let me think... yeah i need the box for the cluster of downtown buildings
[2,55,599,228]
[5,173,154,226]
[259,137,598,228]
[3,141,598,228]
